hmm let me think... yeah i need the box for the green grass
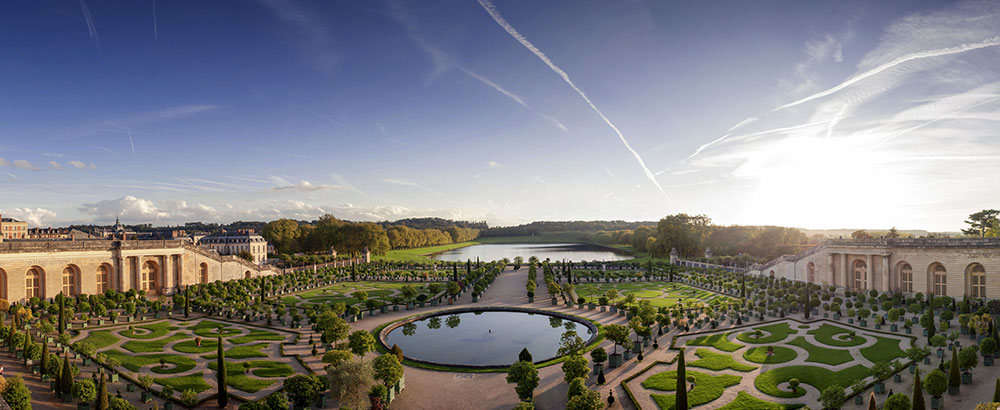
[173,338,218,354]
[120,333,188,353]
[573,282,726,307]
[687,333,743,352]
[118,321,177,340]
[755,365,870,398]
[77,330,119,349]
[191,320,241,338]
[207,360,294,393]
[689,349,757,372]
[104,350,196,374]
[736,323,795,344]
[786,337,853,366]
[642,370,741,410]
[743,346,797,364]
[229,329,285,344]
[860,336,906,363]
[717,392,802,410]
[807,324,866,347]
[203,343,269,359]
[155,373,212,394]
[375,242,479,263]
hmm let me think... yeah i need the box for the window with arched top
[62,265,80,296]
[141,261,159,294]
[244,271,251,279]
[969,264,986,298]
[807,262,816,282]
[25,267,42,299]
[853,260,867,289]
[931,263,947,295]
[200,263,209,284]
[96,264,111,294]
[899,263,913,293]
[0,268,7,300]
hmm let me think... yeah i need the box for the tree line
[262,214,481,256]
[385,225,479,249]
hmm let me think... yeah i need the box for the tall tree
[184,285,190,318]
[913,368,926,410]
[949,347,960,393]
[963,209,1000,237]
[217,336,228,407]
[95,372,108,410]
[58,293,65,335]
[262,219,301,254]
[59,354,73,397]
[675,348,689,410]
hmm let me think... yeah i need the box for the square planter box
[111,373,119,382]
[962,373,972,384]
[986,356,995,366]
[141,392,152,403]
[126,384,136,392]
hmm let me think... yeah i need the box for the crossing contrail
[773,35,1000,111]
[476,0,669,201]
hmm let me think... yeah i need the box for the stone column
[882,254,890,292]
[842,253,848,289]
[829,253,836,286]
[175,254,183,290]
[866,254,873,290]
[161,255,171,293]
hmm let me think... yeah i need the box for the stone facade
[0,239,280,302]
[0,215,27,241]
[198,231,269,264]
[751,238,1000,299]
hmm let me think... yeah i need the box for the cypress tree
[949,347,960,392]
[994,377,1000,403]
[40,342,49,377]
[184,286,190,318]
[926,303,936,344]
[452,262,458,282]
[60,354,73,397]
[913,368,926,410]
[58,293,65,335]
[866,392,877,410]
[675,348,688,410]
[803,286,810,319]
[217,336,228,407]
[22,327,29,365]
[96,372,109,410]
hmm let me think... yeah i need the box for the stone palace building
[751,238,1000,299]
[0,239,280,302]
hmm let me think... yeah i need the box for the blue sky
[1,0,998,231]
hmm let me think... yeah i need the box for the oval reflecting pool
[383,310,594,367]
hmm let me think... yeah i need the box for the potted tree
[72,378,96,410]
[923,369,947,410]
[604,325,629,367]
[590,347,607,374]
[871,361,892,394]
[958,345,978,384]
[982,337,996,366]
[906,346,928,373]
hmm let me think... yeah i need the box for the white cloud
[78,196,221,224]
[488,161,503,168]
[0,158,8,166]
[382,178,430,190]
[12,160,40,171]
[3,208,58,227]
[49,161,62,169]
[69,160,88,169]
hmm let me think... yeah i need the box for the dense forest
[480,220,657,237]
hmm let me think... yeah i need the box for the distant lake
[430,243,631,262]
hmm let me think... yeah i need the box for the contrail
[152,0,158,41]
[477,0,669,200]
[78,0,101,52]
[687,116,757,159]
[127,130,135,155]
[727,116,758,132]
[458,66,569,131]
[304,109,353,130]
[773,36,1000,111]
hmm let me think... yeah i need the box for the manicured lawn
[689,349,757,372]
[743,346,797,364]
[229,329,285,344]
[77,330,119,349]
[104,350,196,374]
[191,320,241,338]
[755,365,870,398]
[203,343,269,359]
[155,372,212,394]
[119,321,177,340]
[860,336,906,363]
[786,337,853,366]
[807,324,866,347]
[173,338,218,354]
[687,333,743,352]
[375,241,478,262]
[736,323,795,344]
[208,360,294,393]
[121,333,189,353]
[717,392,802,410]
[573,282,727,308]
[643,370,741,410]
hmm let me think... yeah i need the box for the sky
[1,0,999,231]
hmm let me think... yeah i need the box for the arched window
[62,265,80,296]
[141,261,159,295]
[899,263,913,293]
[853,260,867,289]
[930,263,947,295]
[0,268,7,300]
[807,262,816,283]
[200,263,209,284]
[244,271,251,279]
[96,264,111,294]
[969,264,986,298]
[25,267,42,299]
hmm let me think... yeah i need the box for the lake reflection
[384,311,593,366]
[430,243,630,262]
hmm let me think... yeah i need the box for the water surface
[430,243,630,262]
